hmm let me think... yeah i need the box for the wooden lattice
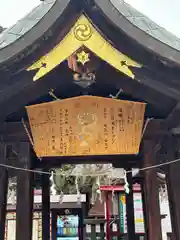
[26,96,145,157]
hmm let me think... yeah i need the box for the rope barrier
[0,157,179,177]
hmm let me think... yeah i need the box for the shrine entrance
[1,1,180,240]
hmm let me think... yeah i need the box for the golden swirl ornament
[74,24,92,41]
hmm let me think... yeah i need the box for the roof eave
[95,0,180,67]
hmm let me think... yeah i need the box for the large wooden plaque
[26,96,145,157]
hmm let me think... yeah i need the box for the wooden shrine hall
[1,0,180,239]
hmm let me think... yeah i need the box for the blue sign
[56,215,79,240]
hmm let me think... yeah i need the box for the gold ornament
[74,23,92,41]
[27,15,141,81]
[76,51,90,65]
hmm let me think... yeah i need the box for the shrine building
[0,0,180,239]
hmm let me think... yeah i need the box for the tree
[53,164,124,203]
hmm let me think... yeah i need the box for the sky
[0,0,40,27]
[126,0,180,38]
[0,0,180,38]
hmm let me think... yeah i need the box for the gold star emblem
[76,51,90,65]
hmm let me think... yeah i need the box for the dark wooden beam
[0,64,72,121]
[171,127,180,135]
[133,67,180,102]
[142,119,164,140]
[0,142,8,240]
[38,154,141,168]
[99,64,176,116]
[0,122,29,142]
[165,102,180,130]
[142,140,162,240]
[42,168,50,240]
[16,142,34,240]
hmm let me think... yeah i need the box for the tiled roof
[0,0,56,50]
[0,26,3,34]
[0,0,180,65]
[110,0,180,52]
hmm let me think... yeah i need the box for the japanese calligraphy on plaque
[26,96,146,157]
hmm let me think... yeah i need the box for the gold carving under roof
[76,50,90,65]
[27,15,141,81]
[74,23,92,41]
[26,96,146,157]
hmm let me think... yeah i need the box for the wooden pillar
[166,141,180,240]
[42,168,50,240]
[16,142,33,240]
[142,140,162,240]
[156,136,180,240]
[0,142,8,240]
[140,180,148,240]
[104,192,111,240]
[166,162,180,240]
[125,168,136,240]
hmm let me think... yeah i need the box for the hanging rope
[75,176,81,204]
[123,170,130,194]
[141,118,154,139]
[21,118,42,161]
[50,171,57,195]
[21,118,34,147]
[59,191,64,204]
[96,176,102,203]
[109,189,117,226]
[0,156,180,176]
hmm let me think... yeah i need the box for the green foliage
[54,165,76,194]
[54,165,96,194]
